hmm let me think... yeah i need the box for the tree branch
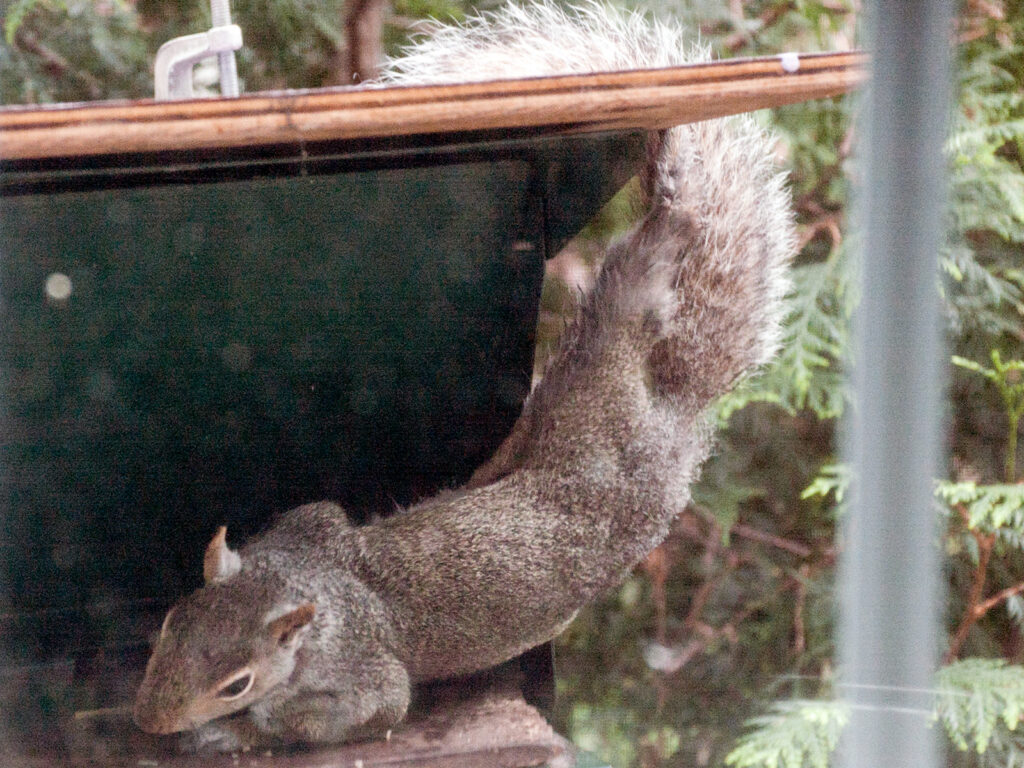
[342,0,388,84]
[793,564,810,655]
[730,521,815,558]
[975,581,1024,617]
[15,28,103,99]
[945,508,996,663]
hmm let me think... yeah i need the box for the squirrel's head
[133,527,316,735]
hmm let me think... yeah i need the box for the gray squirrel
[132,1,796,752]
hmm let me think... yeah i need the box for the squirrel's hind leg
[251,659,411,745]
[268,689,409,745]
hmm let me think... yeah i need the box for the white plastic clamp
[154,24,243,101]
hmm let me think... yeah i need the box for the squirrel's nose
[133,694,181,735]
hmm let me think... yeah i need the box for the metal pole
[210,0,240,98]
[838,1,951,767]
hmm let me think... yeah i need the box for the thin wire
[777,675,981,698]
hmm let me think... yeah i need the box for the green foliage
[620,1,1024,765]
[3,0,48,44]
[0,0,486,102]
[952,352,1024,423]
[720,254,853,421]
[569,701,685,767]
[724,700,848,768]
[769,258,851,419]
[392,0,466,23]
[936,659,1024,757]
[719,660,1024,768]
[937,346,1024,767]
[803,467,1024,546]
[942,18,1024,340]
[937,481,1024,548]
[0,0,151,103]
[800,464,849,507]
[941,245,1024,339]
[952,352,1024,481]
[230,0,347,88]
[948,61,1024,246]
[691,468,765,538]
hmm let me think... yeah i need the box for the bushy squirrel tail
[380,2,796,485]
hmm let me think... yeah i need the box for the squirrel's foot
[179,714,268,753]
[178,722,242,753]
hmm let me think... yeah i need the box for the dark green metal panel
[0,131,645,659]
[543,132,645,253]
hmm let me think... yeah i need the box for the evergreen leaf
[936,481,1024,546]
[801,464,851,506]
[935,659,1024,755]
[724,700,848,768]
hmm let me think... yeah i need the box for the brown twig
[793,564,810,655]
[797,213,843,251]
[945,504,997,662]
[691,604,760,646]
[679,505,820,560]
[655,506,829,676]
[723,2,797,54]
[14,28,103,99]
[975,581,1024,617]
[731,521,815,558]
[641,545,670,645]
[684,575,719,631]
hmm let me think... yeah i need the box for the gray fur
[133,2,796,750]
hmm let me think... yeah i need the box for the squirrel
[132,1,796,752]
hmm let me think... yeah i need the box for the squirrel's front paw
[178,719,252,753]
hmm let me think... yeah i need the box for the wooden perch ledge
[0,51,865,162]
[54,667,572,768]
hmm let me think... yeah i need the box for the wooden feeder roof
[0,51,865,163]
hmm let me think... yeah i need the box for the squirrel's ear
[203,526,242,584]
[266,603,315,649]
[158,606,176,641]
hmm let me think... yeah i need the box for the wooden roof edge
[0,50,866,163]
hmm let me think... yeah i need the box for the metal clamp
[154,0,242,100]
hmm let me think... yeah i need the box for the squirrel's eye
[215,670,254,700]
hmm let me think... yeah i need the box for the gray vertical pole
[210,0,240,98]
[838,1,951,768]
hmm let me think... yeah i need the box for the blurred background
[2,1,1024,766]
